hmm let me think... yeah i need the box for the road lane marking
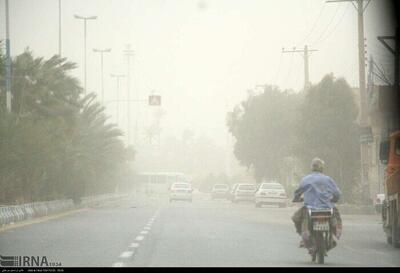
[119,251,134,258]
[135,235,145,241]
[144,226,151,230]
[112,262,125,267]
[140,230,148,234]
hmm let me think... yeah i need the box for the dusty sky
[0,0,395,148]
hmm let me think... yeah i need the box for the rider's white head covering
[311,157,324,173]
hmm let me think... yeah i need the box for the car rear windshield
[172,183,191,189]
[238,185,256,190]
[261,184,283,190]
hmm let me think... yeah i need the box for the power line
[295,2,327,48]
[371,70,391,85]
[311,4,342,45]
[282,45,318,91]
[313,2,350,46]
[372,60,392,84]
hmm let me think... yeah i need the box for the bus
[134,172,190,195]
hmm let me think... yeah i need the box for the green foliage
[226,86,301,183]
[0,50,134,204]
[227,75,361,202]
[296,74,360,202]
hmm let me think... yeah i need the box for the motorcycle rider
[291,157,342,248]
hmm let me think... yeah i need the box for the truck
[379,131,400,248]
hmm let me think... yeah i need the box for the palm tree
[0,50,134,203]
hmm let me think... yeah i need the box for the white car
[232,183,257,203]
[255,182,287,208]
[169,182,193,202]
[211,184,230,199]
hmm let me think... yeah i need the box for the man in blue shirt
[291,158,342,244]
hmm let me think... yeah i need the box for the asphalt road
[0,193,399,267]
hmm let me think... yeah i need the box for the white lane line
[119,251,134,258]
[144,226,151,230]
[112,262,125,267]
[140,230,148,234]
[129,242,140,248]
[135,235,145,241]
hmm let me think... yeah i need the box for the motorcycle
[293,197,337,264]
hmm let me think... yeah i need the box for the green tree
[296,74,360,202]
[227,86,301,183]
[0,49,135,204]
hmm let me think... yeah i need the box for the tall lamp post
[110,73,125,125]
[93,48,111,103]
[123,45,135,144]
[74,14,97,94]
[5,0,11,112]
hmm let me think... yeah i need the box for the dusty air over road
[0,0,399,269]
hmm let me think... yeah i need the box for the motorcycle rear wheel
[316,232,325,264]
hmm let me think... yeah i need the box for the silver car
[254,182,287,208]
[232,183,257,203]
[169,182,193,202]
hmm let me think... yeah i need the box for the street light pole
[123,44,135,145]
[93,48,111,103]
[74,14,97,95]
[5,0,11,112]
[110,73,125,125]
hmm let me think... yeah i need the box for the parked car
[232,183,257,203]
[169,182,193,202]
[254,182,287,208]
[211,184,230,199]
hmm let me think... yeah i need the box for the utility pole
[327,0,371,203]
[5,0,11,112]
[110,73,125,126]
[93,48,111,103]
[123,45,135,145]
[282,45,318,90]
[74,14,97,95]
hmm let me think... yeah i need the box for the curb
[0,193,127,228]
